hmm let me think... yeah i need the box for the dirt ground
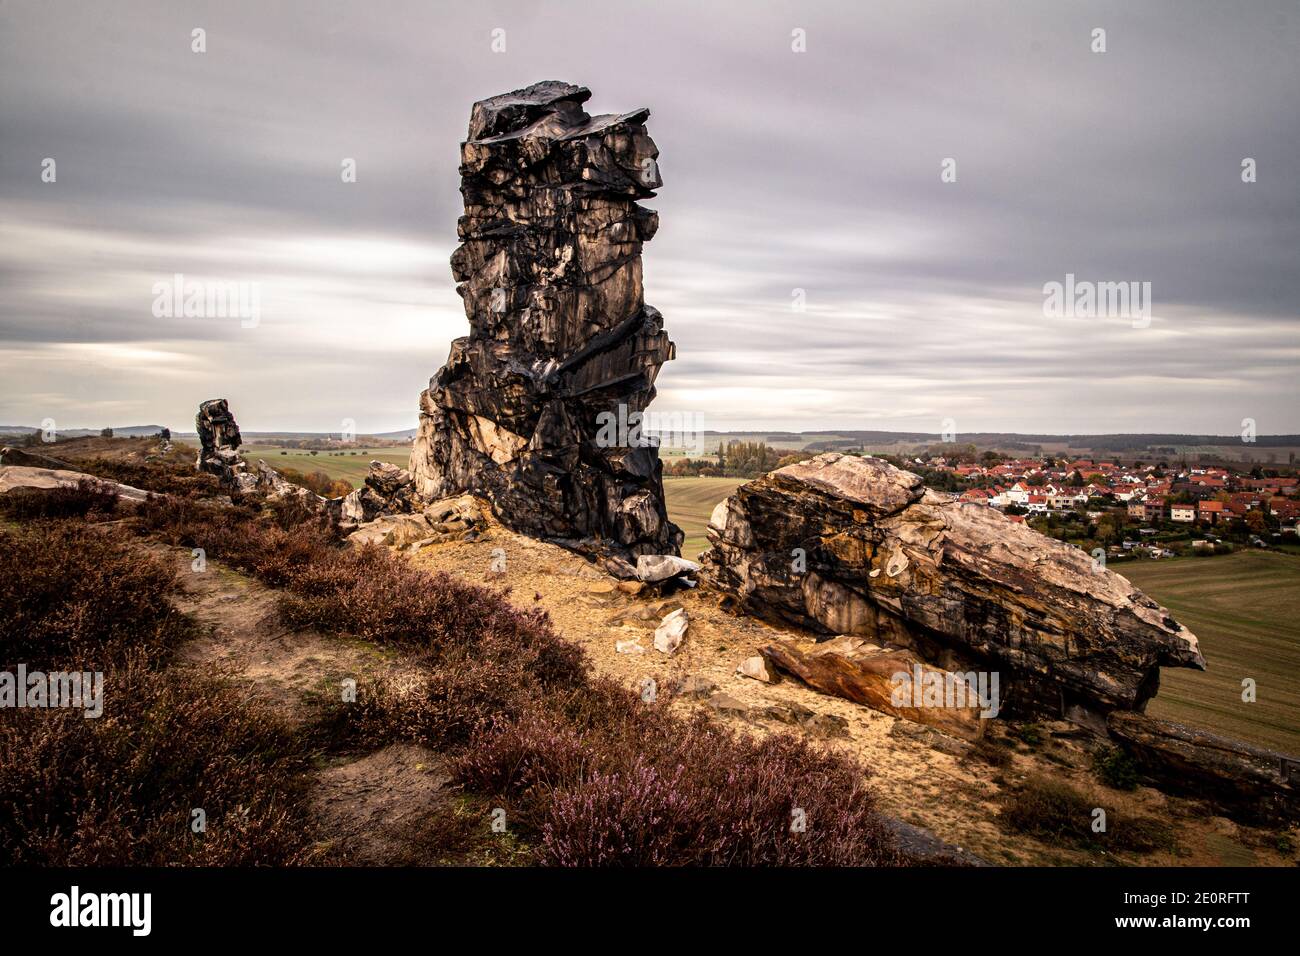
[406,507,1298,867]
[139,540,457,864]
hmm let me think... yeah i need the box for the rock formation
[760,637,988,741]
[1107,711,1299,824]
[195,398,254,490]
[409,81,682,561]
[193,399,341,508]
[701,453,1206,725]
[340,461,419,523]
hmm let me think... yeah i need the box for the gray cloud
[0,0,1296,433]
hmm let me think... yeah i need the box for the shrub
[76,456,226,499]
[0,522,191,670]
[1000,776,1176,855]
[277,467,353,498]
[1000,777,1095,841]
[1093,745,1140,791]
[459,702,903,867]
[0,655,310,865]
[0,478,118,521]
[1012,722,1044,747]
[1111,814,1176,854]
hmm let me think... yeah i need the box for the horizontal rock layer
[701,453,1205,723]
[1108,711,1299,824]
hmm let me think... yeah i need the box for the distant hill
[0,424,168,437]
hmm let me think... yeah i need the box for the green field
[240,446,410,486]
[1122,552,1300,755]
[664,476,747,559]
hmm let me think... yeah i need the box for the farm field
[664,476,747,559]
[240,445,410,486]
[1122,551,1300,755]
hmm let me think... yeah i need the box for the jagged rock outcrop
[341,461,419,523]
[195,398,255,491]
[193,400,331,508]
[409,81,682,561]
[701,453,1206,725]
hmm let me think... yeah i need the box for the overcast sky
[1,0,1297,435]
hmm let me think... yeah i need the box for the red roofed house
[1197,500,1225,524]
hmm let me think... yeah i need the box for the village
[923,454,1300,560]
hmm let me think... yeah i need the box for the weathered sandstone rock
[636,553,699,583]
[409,81,682,560]
[760,639,987,741]
[341,461,419,523]
[701,453,1205,724]
[1108,711,1300,824]
[653,607,689,654]
[0,465,149,506]
[195,398,255,491]
[736,655,774,683]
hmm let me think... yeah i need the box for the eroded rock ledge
[408,81,682,561]
[701,453,1206,725]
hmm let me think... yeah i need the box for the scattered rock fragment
[636,553,700,583]
[653,607,689,654]
[706,692,750,718]
[674,675,717,699]
[889,720,970,757]
[736,655,773,683]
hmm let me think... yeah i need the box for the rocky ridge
[701,452,1206,725]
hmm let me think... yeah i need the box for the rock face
[760,638,988,741]
[192,399,334,508]
[409,81,682,560]
[1108,712,1299,824]
[701,453,1205,724]
[195,398,254,490]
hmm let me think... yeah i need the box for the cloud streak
[0,0,1296,434]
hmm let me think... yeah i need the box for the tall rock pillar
[410,81,682,559]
